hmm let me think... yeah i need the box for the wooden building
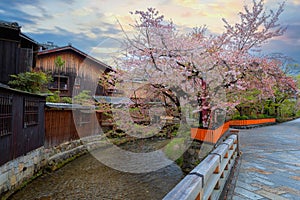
[0,84,45,166]
[0,20,39,84]
[36,45,113,97]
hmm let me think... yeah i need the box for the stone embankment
[0,135,105,198]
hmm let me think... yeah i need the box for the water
[10,140,183,200]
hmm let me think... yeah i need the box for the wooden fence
[229,118,276,126]
[191,121,230,143]
[45,108,102,148]
[191,118,276,143]
[164,134,239,200]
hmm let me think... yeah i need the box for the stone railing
[163,134,239,200]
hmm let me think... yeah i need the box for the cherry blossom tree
[227,57,297,117]
[108,0,295,128]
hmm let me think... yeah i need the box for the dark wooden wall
[0,87,45,166]
[0,40,20,84]
[0,26,38,84]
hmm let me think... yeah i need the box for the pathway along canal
[9,140,184,200]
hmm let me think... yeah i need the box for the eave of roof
[20,32,38,45]
[93,95,134,105]
[0,83,47,98]
[45,102,95,110]
[38,45,113,71]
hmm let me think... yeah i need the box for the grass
[47,151,87,172]
[163,137,186,161]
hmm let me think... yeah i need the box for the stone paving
[232,118,300,200]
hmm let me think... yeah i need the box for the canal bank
[1,123,230,200]
[2,131,211,199]
[0,135,108,199]
[6,139,184,200]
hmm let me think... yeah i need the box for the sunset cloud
[0,0,299,63]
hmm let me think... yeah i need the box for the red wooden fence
[229,118,276,126]
[191,118,276,143]
[191,121,230,144]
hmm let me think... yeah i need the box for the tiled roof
[0,20,20,30]
[0,20,38,45]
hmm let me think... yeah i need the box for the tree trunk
[57,75,60,92]
[274,106,279,117]
[235,106,243,116]
[201,78,209,128]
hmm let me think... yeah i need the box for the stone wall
[0,134,105,198]
[181,130,233,173]
[0,147,46,195]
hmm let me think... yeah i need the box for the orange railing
[191,118,275,143]
[229,118,276,126]
[191,121,230,143]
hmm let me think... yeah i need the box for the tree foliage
[54,56,65,70]
[54,56,65,92]
[73,90,93,105]
[8,70,51,94]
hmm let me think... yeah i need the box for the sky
[0,0,299,67]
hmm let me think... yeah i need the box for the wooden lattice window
[0,95,12,137]
[24,98,39,127]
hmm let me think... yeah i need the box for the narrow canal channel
[10,140,184,200]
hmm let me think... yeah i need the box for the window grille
[0,95,12,136]
[24,98,39,127]
[48,76,69,90]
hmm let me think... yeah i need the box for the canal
[9,140,184,200]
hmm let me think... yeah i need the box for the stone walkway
[232,118,300,200]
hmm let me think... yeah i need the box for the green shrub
[61,97,72,104]
[296,110,300,117]
[73,90,93,105]
[232,115,249,120]
[257,114,273,119]
[249,115,257,119]
[46,91,60,103]
[9,70,51,94]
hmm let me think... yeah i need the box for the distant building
[0,20,39,84]
[39,41,59,51]
[36,45,113,97]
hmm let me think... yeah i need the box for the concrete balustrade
[164,134,239,200]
